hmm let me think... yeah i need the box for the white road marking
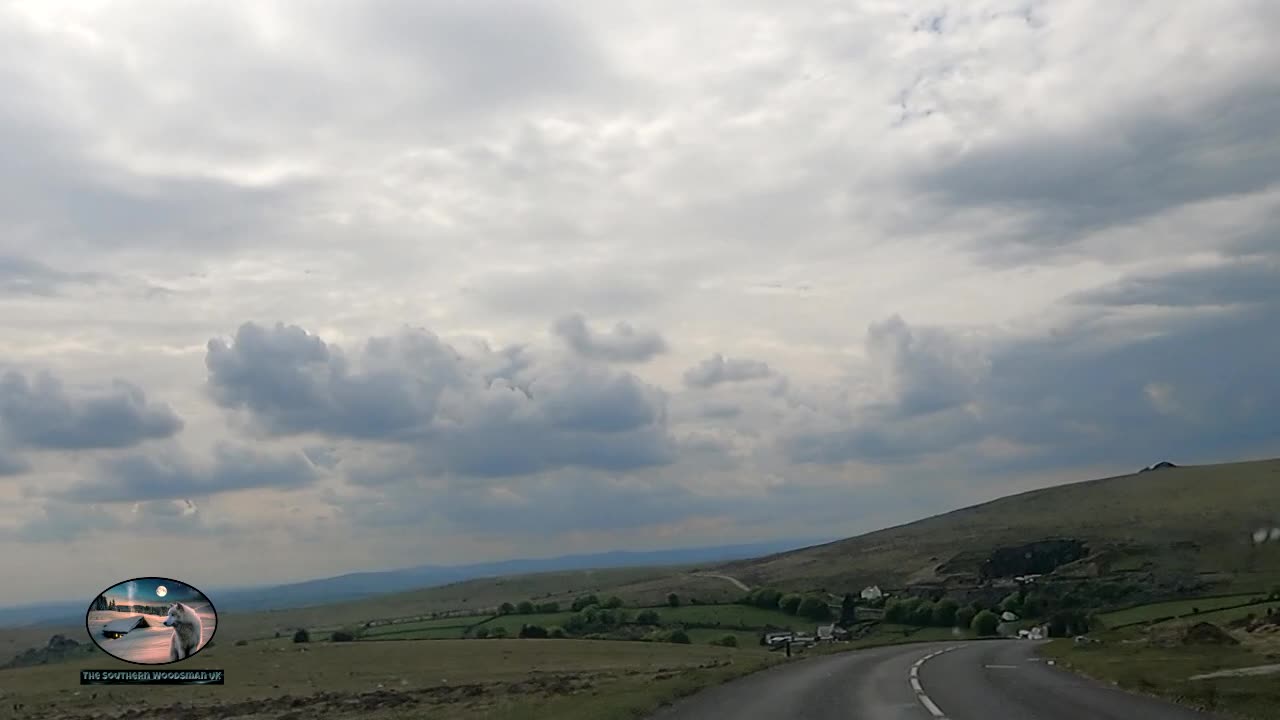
[908,645,965,719]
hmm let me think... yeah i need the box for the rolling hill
[716,458,1280,598]
[0,538,826,629]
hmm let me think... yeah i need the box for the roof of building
[101,616,151,635]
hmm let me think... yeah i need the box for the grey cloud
[551,313,667,363]
[0,255,100,296]
[787,288,1280,470]
[206,322,462,438]
[0,371,183,450]
[1071,258,1280,309]
[683,353,773,388]
[9,502,122,543]
[468,268,666,319]
[207,322,678,478]
[58,444,320,503]
[865,315,988,418]
[916,75,1280,252]
[0,447,29,476]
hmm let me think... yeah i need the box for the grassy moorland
[719,458,1280,594]
[1042,627,1280,720]
[0,637,780,720]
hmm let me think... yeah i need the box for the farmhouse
[100,616,152,639]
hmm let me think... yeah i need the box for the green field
[0,637,780,720]
[1187,601,1280,627]
[649,604,806,629]
[475,611,578,635]
[1098,594,1264,628]
[685,629,761,647]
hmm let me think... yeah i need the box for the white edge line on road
[909,644,965,720]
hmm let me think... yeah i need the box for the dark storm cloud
[206,322,678,478]
[58,444,320,503]
[916,76,1280,251]
[0,255,100,296]
[683,353,773,388]
[551,313,668,363]
[0,371,183,450]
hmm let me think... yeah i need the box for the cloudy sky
[1,0,1278,605]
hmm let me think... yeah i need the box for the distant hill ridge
[0,538,828,628]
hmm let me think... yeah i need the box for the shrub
[292,629,310,644]
[571,595,600,612]
[548,626,566,639]
[604,596,624,609]
[516,601,535,615]
[778,594,803,615]
[932,599,959,628]
[912,601,936,626]
[635,610,661,625]
[331,630,356,642]
[746,588,783,610]
[971,610,1000,636]
[234,639,249,646]
[714,634,738,647]
[668,629,691,644]
[519,624,549,639]
[798,596,833,621]
[490,627,509,638]
[499,602,516,615]
[474,627,490,639]
[667,593,681,608]
[536,602,560,613]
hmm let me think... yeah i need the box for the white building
[860,585,884,601]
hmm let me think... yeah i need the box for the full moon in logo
[156,585,168,598]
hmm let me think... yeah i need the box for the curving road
[649,640,1216,720]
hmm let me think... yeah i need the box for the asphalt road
[649,640,1217,720]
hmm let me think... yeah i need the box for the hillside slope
[719,458,1280,595]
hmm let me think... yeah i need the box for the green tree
[955,606,976,630]
[932,599,959,628]
[519,624,548,639]
[1000,593,1023,616]
[667,593,681,608]
[491,626,509,639]
[798,596,833,621]
[971,610,1000,636]
[912,600,936,626]
[571,594,600,612]
[604,596,624,609]
[536,602,560,613]
[715,634,739,647]
[474,627,490,639]
[778,594,803,615]
[499,602,516,615]
[839,594,858,625]
[750,588,783,610]
[548,626,566,638]
[635,610,661,625]
[516,600,535,615]
[292,629,310,643]
[668,629,691,644]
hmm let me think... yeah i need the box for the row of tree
[738,587,833,621]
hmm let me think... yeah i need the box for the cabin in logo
[100,616,152,639]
